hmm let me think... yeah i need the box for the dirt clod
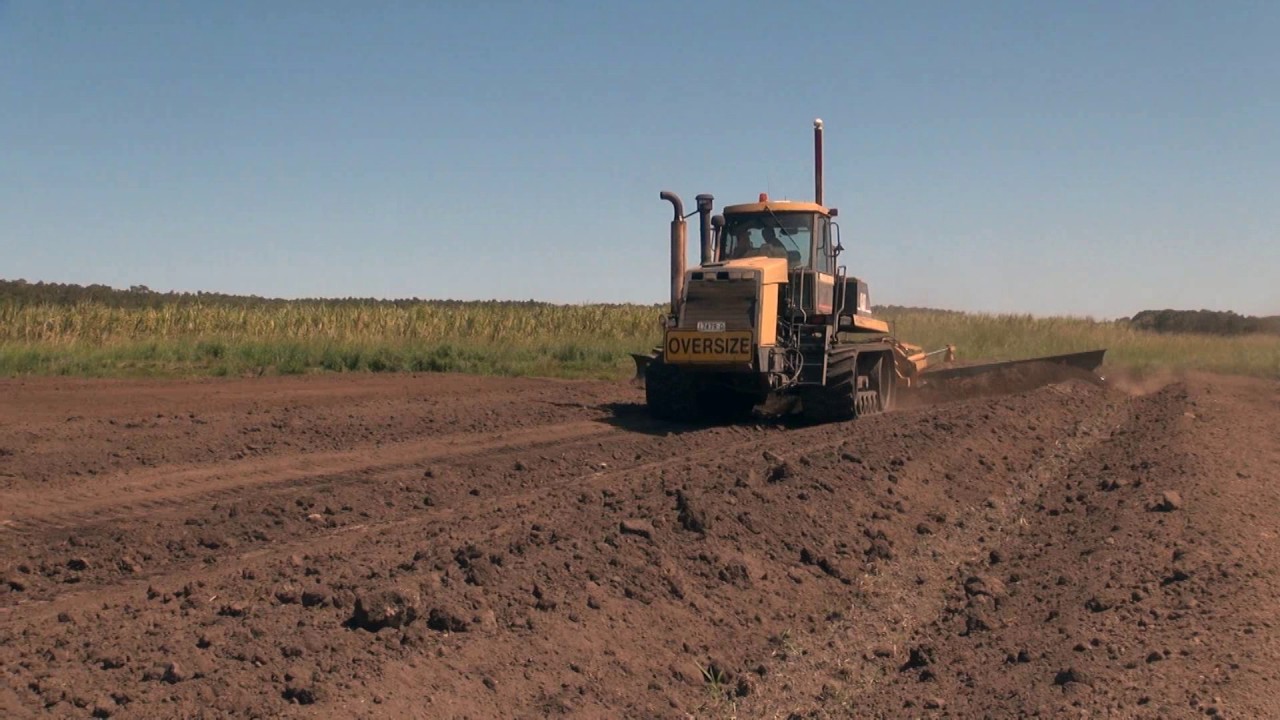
[1153,490,1184,512]
[274,584,300,604]
[963,574,1006,599]
[426,607,469,633]
[1053,667,1093,686]
[767,462,794,483]
[217,601,249,617]
[675,490,707,534]
[162,662,188,684]
[91,697,115,718]
[619,518,654,539]
[350,586,421,632]
[902,646,935,671]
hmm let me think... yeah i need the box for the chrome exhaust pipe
[659,191,686,314]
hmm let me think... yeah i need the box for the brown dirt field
[2,371,1279,718]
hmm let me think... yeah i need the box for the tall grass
[0,301,660,345]
[881,309,1280,379]
[0,300,1276,379]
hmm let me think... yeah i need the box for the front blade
[631,352,657,386]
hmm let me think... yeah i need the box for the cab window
[720,213,812,269]
[813,216,834,274]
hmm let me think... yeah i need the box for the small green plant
[769,629,802,661]
[699,662,727,693]
[695,662,738,717]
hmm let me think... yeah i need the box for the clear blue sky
[3,1,1277,317]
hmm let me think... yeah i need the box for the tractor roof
[722,200,830,216]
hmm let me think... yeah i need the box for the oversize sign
[664,331,753,364]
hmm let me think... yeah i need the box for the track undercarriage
[639,343,1105,425]
[644,342,900,424]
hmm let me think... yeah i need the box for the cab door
[810,215,835,314]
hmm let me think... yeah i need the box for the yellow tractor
[639,120,1103,422]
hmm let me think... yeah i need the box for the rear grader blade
[919,349,1107,382]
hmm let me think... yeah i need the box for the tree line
[1127,309,1280,336]
[0,279,641,310]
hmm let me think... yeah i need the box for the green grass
[0,300,1276,380]
[0,337,656,379]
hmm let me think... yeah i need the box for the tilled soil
[1,371,1278,718]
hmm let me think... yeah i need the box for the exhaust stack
[659,191,686,313]
[813,118,824,206]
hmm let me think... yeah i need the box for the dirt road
[2,371,1278,718]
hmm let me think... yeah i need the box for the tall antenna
[813,118,824,206]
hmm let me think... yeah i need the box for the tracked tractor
[638,120,1104,423]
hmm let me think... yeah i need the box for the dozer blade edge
[631,351,659,386]
[920,349,1107,382]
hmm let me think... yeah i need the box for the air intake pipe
[711,214,725,261]
[659,191,686,314]
[695,194,715,265]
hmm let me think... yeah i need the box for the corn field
[0,300,664,378]
[0,298,1276,379]
[0,301,663,346]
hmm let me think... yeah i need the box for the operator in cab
[756,227,788,259]
[727,228,756,260]
[727,225,788,261]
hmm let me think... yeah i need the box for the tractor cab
[711,197,852,323]
[716,197,835,273]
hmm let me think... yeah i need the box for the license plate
[696,320,726,332]
[664,331,752,364]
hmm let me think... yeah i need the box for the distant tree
[1129,308,1275,336]
[0,277,625,312]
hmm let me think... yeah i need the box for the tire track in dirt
[744,381,1131,717]
[0,420,619,534]
[1,416,847,619]
[791,378,1280,718]
[0,374,633,491]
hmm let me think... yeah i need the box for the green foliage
[0,279,1276,379]
[0,337,654,379]
[880,308,1280,379]
[1127,308,1280,336]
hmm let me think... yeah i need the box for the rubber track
[804,348,894,423]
